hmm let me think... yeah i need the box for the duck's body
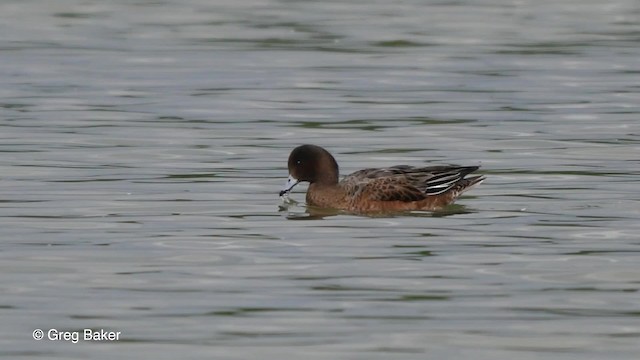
[280,145,484,213]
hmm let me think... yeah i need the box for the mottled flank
[281,145,485,213]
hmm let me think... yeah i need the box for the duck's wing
[404,165,480,195]
[343,165,416,181]
[341,165,481,201]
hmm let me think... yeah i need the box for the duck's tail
[455,175,486,196]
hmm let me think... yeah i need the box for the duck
[279,144,485,213]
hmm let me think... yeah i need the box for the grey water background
[1,0,639,358]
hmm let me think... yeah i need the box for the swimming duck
[280,144,484,213]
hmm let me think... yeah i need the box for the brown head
[279,144,340,196]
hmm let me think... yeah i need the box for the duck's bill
[279,175,299,197]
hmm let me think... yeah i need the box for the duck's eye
[296,160,302,165]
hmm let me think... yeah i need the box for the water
[1,0,639,358]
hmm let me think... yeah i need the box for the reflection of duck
[278,198,341,220]
[280,144,485,214]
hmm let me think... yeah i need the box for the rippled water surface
[2,0,640,359]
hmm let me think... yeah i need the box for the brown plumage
[280,144,485,213]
